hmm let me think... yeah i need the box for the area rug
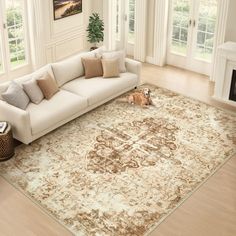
[0,84,236,236]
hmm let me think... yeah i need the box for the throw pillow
[22,79,44,104]
[37,73,59,100]
[102,59,120,78]
[102,50,126,73]
[82,57,103,79]
[1,81,30,110]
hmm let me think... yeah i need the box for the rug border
[144,151,236,236]
[142,82,236,116]
[0,175,76,235]
[0,84,235,236]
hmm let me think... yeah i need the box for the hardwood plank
[0,177,72,236]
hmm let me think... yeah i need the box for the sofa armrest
[0,100,32,144]
[125,58,142,85]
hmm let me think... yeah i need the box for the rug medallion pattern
[0,85,235,235]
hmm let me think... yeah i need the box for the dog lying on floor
[127,88,153,107]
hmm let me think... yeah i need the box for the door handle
[193,20,196,27]
[189,19,192,26]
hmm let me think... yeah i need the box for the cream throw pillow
[102,50,126,73]
[102,59,120,78]
[22,79,44,104]
[37,73,59,100]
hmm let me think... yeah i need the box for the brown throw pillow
[37,73,59,100]
[82,57,103,79]
[102,59,120,78]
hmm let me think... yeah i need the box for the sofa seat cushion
[27,90,87,135]
[62,72,138,106]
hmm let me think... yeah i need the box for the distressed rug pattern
[0,84,236,235]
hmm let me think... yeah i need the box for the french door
[115,0,136,56]
[0,0,31,81]
[167,0,218,75]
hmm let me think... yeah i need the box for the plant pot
[90,46,98,51]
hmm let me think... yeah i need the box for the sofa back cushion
[0,64,54,100]
[52,51,96,87]
[102,50,126,73]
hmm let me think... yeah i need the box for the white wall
[225,0,236,42]
[41,0,93,64]
[92,0,103,17]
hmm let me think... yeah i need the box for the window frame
[0,0,31,80]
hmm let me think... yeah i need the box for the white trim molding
[210,0,230,82]
[103,0,116,50]
[153,0,169,66]
[134,0,147,62]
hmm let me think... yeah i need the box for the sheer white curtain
[152,0,169,66]
[27,0,46,70]
[134,0,147,62]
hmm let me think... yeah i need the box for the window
[195,0,217,62]
[114,0,136,55]
[128,0,135,43]
[6,0,27,68]
[0,0,29,77]
[170,0,217,61]
[171,0,190,55]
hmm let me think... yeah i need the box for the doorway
[167,0,218,75]
[115,0,136,56]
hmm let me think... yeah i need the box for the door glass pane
[116,0,121,41]
[171,0,190,55]
[6,0,27,69]
[194,0,217,62]
[128,0,135,43]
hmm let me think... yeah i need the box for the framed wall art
[53,0,82,20]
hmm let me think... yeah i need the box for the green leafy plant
[87,13,104,47]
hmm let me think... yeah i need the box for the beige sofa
[0,50,141,144]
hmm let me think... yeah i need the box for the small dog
[128,88,153,107]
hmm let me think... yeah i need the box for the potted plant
[87,13,104,50]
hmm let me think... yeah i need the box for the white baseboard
[146,56,155,64]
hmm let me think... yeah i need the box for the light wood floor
[0,64,235,236]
